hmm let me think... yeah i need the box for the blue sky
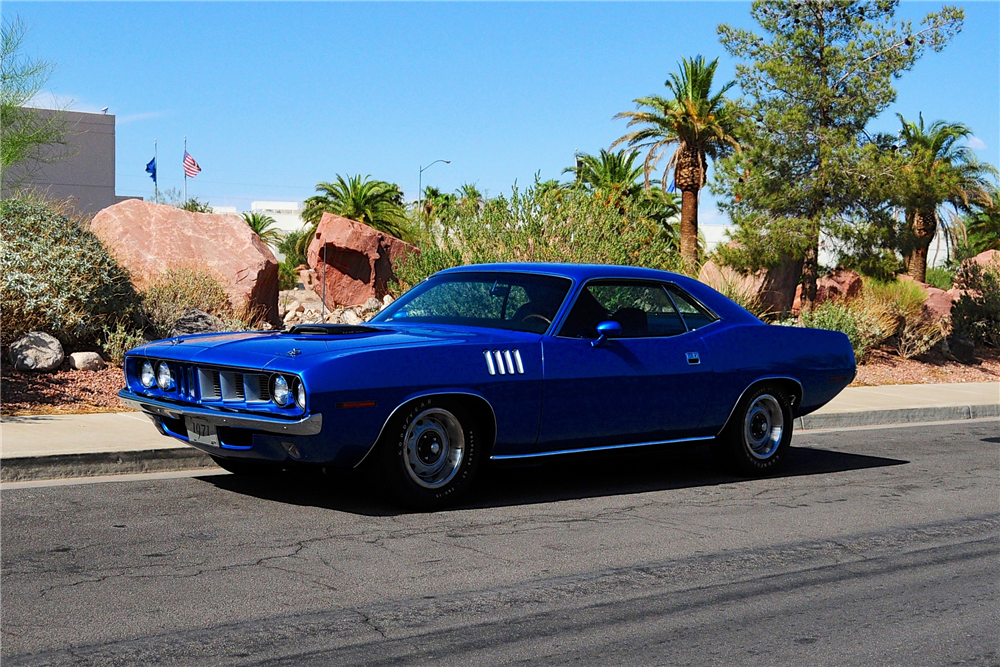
[8,1,1000,224]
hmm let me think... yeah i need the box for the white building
[248,201,307,234]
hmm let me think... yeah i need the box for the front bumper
[118,389,323,436]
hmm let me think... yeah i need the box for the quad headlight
[295,381,306,410]
[156,361,175,390]
[272,375,291,406]
[140,360,156,388]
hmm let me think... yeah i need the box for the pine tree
[716,1,963,311]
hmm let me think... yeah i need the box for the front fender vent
[484,349,524,376]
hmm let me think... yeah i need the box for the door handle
[685,351,700,365]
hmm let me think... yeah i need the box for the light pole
[418,159,451,222]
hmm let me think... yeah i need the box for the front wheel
[379,398,482,509]
[714,385,793,476]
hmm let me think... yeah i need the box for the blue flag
[145,157,157,184]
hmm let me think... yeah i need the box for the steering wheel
[521,313,552,326]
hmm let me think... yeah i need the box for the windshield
[372,272,573,334]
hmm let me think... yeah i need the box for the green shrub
[277,229,308,291]
[951,259,1000,348]
[924,267,954,290]
[102,321,146,364]
[800,297,898,362]
[395,184,684,290]
[140,268,231,338]
[1,195,140,348]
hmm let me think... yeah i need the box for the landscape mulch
[851,347,1000,387]
[1,358,129,417]
[2,347,998,417]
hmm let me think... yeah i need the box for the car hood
[134,324,534,369]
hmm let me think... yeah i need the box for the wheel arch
[353,391,498,468]
[716,376,803,437]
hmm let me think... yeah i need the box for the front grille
[198,369,222,399]
[197,366,269,403]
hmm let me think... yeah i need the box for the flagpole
[154,139,159,203]
[183,136,187,204]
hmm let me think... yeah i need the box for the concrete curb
[2,404,997,483]
[796,403,999,431]
[0,447,216,483]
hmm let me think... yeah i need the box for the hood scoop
[284,324,383,336]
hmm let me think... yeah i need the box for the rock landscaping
[91,199,281,325]
[306,213,417,309]
[9,332,65,372]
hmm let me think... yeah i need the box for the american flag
[183,151,202,178]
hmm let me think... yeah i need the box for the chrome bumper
[118,389,323,436]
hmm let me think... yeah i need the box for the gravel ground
[2,346,998,417]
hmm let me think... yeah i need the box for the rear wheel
[714,385,792,476]
[379,397,482,509]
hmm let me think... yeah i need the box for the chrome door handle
[685,352,700,365]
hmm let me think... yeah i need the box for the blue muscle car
[119,263,855,507]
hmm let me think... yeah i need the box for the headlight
[273,375,291,406]
[140,360,156,388]
[295,381,306,409]
[156,361,175,390]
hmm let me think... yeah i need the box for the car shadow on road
[199,444,908,516]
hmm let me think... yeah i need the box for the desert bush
[1,195,140,347]
[102,321,146,364]
[800,297,898,362]
[218,300,271,332]
[895,315,946,359]
[714,274,771,320]
[951,259,1000,348]
[863,277,926,322]
[140,268,231,338]
[395,184,684,290]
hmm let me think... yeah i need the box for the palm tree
[961,182,1000,254]
[299,175,412,254]
[613,55,740,271]
[564,149,646,200]
[895,114,997,281]
[456,183,484,213]
[241,212,283,249]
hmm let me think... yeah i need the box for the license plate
[185,417,220,447]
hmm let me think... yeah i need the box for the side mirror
[593,320,622,347]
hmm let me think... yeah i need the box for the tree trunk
[906,207,936,283]
[799,227,820,313]
[674,145,704,274]
[679,188,699,273]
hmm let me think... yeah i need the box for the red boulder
[791,269,863,314]
[91,199,280,323]
[306,213,417,308]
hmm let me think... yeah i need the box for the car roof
[435,262,686,282]
[433,262,762,325]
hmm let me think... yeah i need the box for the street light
[418,159,451,221]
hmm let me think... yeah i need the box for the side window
[665,284,718,331]
[559,281,687,338]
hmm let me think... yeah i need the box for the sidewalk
[2,382,997,482]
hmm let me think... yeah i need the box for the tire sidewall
[381,397,480,509]
[724,385,793,475]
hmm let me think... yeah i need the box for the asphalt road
[2,420,997,666]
